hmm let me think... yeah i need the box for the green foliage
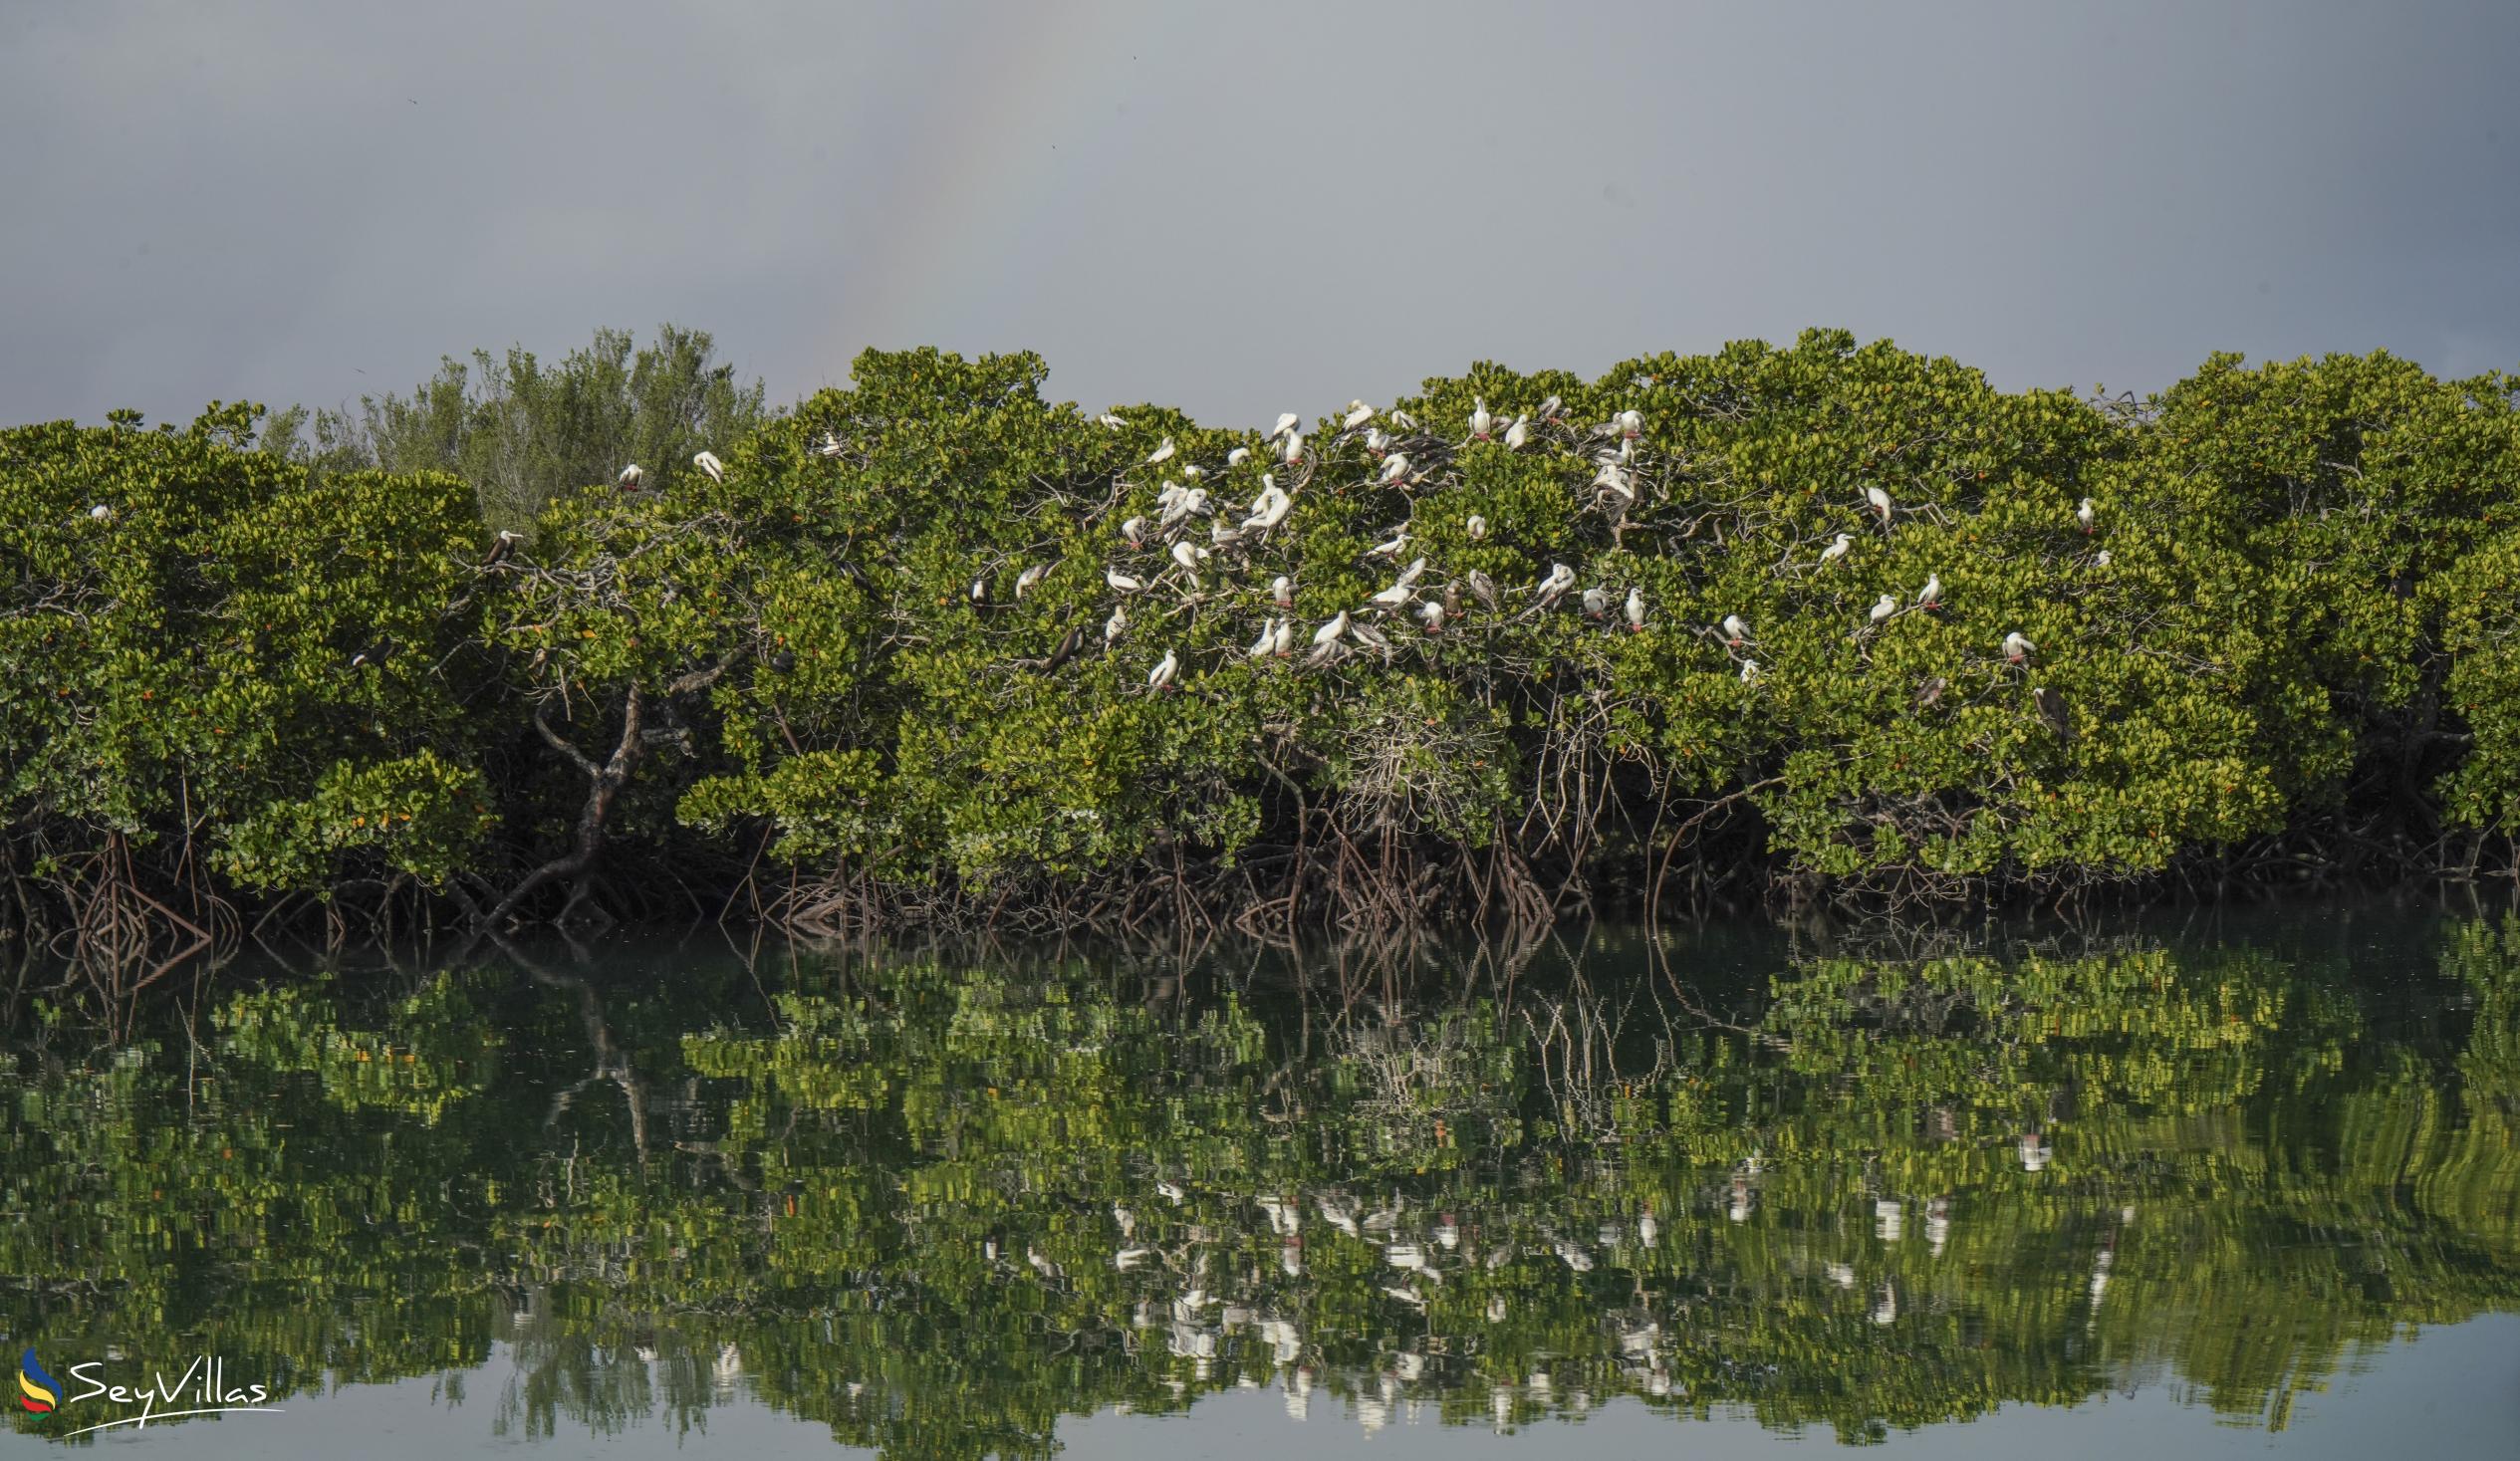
[264,324,774,527]
[0,404,491,901]
[9,337,2520,928]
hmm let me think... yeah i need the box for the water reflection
[4,912,2517,1454]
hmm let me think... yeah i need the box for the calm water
[3,905,2516,1456]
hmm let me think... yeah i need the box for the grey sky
[5,1,2517,432]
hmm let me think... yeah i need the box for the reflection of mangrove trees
[4,919,2518,1451]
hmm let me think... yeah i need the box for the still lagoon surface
[3,903,2515,1456]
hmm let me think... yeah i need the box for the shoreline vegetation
[8,327,2520,980]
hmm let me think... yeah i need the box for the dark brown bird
[481,528,523,569]
[2033,685,2075,743]
[1039,622,1084,674]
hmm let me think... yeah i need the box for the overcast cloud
[5,1,2517,430]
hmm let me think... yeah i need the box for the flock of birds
[629,393,2094,743]
[920,1129,2107,1436]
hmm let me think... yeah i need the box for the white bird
[1532,563,1576,609]
[2093,550,2113,567]
[1721,613,1750,645]
[1282,431,1305,466]
[1617,407,1643,439]
[969,576,989,604]
[1366,529,1409,559]
[1155,1178,1186,1204]
[1865,484,1893,526]
[1502,415,1531,450]
[1099,411,1128,429]
[1869,593,1898,624]
[1147,648,1178,692]
[1352,620,1393,654]
[1268,412,1300,440]
[2077,496,2096,532]
[1343,400,1375,429]
[1416,600,1446,633]
[1363,426,1390,454]
[1028,1246,1063,1281]
[1318,1195,1361,1237]
[1181,463,1204,481]
[1538,394,1564,421]
[1241,482,1292,532]
[1115,1247,1153,1271]
[1226,446,1252,467]
[815,431,845,458]
[1626,588,1647,633]
[617,463,643,489]
[1387,408,1416,429]
[1170,540,1207,575]
[88,503,113,521]
[1592,462,1635,501]
[1552,1237,1595,1273]
[1271,618,1297,656]
[1393,556,1428,588]
[1915,572,1942,609]
[692,451,726,483]
[1145,437,1176,466]
[1248,620,1281,659]
[1107,568,1143,594]
[1739,658,1761,684]
[1312,610,1350,647]
[1637,1213,1659,1246]
[1380,453,1410,484]
[1462,570,1499,610]
[1470,397,1494,439]
[1819,532,1852,565]
[1270,574,1295,609]
[1582,586,1612,620]
[1114,1204,1136,1238]
[1121,515,1148,548]
[1371,579,1414,609]
[1105,607,1130,643]
[1015,563,1050,599]
[1465,513,1488,540]
[2003,630,2035,663]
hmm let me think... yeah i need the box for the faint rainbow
[837,1,1142,384]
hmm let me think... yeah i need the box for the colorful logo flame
[17,1349,59,1413]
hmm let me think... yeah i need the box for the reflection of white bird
[2003,630,2034,663]
[1820,532,1852,565]
[1915,572,1942,609]
[1145,437,1175,466]
[1869,593,1898,624]
[691,451,725,483]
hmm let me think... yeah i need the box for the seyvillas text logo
[10,1348,283,1437]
